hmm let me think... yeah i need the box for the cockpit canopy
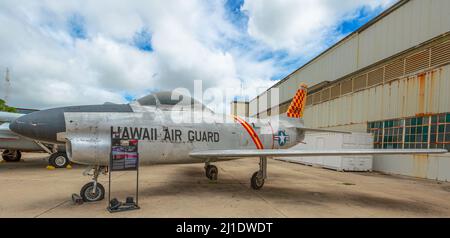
[136,91,212,112]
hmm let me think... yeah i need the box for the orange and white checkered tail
[286,84,308,118]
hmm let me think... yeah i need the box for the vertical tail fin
[286,84,308,118]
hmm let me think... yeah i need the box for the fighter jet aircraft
[0,111,69,167]
[9,85,447,202]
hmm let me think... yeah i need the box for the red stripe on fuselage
[233,116,264,150]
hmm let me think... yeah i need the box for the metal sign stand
[107,130,140,213]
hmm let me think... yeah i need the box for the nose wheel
[251,157,267,190]
[205,164,218,181]
[80,181,105,202]
[80,166,107,202]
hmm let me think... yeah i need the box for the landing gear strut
[251,157,267,190]
[80,166,107,202]
[35,141,71,168]
[1,150,21,162]
[205,163,218,181]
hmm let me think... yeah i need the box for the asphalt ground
[1,152,450,217]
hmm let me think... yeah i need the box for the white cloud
[242,0,397,55]
[0,0,395,112]
[0,0,260,110]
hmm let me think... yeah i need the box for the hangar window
[430,113,450,151]
[404,116,429,149]
[367,113,450,151]
[383,119,404,149]
[368,121,383,149]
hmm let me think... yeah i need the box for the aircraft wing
[0,112,24,123]
[190,149,448,159]
[298,127,351,134]
[0,123,20,140]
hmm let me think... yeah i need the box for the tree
[0,99,17,113]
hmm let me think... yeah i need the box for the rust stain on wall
[418,73,426,115]
[429,71,436,113]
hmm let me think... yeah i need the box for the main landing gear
[204,157,268,190]
[250,157,267,190]
[48,152,70,168]
[34,141,71,168]
[205,163,218,181]
[80,166,107,202]
[1,150,22,162]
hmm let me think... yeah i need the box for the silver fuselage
[63,103,303,165]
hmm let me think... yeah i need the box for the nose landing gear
[80,166,107,202]
[80,181,105,202]
[204,163,218,181]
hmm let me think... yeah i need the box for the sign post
[107,127,140,213]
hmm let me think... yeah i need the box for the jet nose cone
[9,114,32,137]
[8,118,20,134]
[9,109,66,143]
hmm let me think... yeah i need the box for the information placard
[110,138,139,171]
[108,126,140,212]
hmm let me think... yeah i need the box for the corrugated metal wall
[373,154,450,182]
[249,0,450,117]
[359,0,450,69]
[249,100,257,117]
[303,65,450,129]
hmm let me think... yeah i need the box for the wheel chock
[72,193,84,205]
[66,164,72,169]
[46,165,55,170]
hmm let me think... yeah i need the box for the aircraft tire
[48,152,69,168]
[205,165,218,181]
[250,171,264,190]
[80,182,105,202]
[2,150,21,162]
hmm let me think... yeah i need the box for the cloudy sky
[0,0,396,112]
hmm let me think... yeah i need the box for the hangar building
[230,100,249,118]
[235,0,450,181]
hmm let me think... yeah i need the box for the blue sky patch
[233,95,250,101]
[123,93,135,102]
[133,28,153,52]
[225,0,248,30]
[67,13,87,39]
[338,6,386,36]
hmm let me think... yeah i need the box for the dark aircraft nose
[9,104,133,144]
[9,108,66,143]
